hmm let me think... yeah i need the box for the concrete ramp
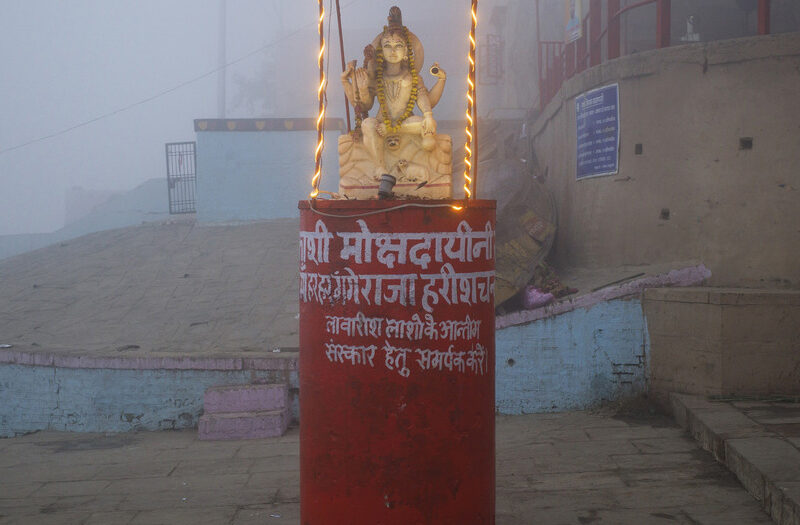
[0,218,300,357]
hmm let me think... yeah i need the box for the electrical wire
[308,200,465,219]
[0,0,361,156]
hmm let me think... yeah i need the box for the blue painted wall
[1,298,651,435]
[496,298,650,414]
[0,366,298,437]
[196,130,340,223]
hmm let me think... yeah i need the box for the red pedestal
[298,199,496,524]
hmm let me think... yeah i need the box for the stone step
[198,409,289,441]
[204,383,288,414]
[671,393,800,525]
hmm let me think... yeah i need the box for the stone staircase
[671,393,800,524]
[198,383,290,440]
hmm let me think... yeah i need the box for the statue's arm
[416,80,433,115]
[416,80,437,138]
[355,68,376,111]
[361,44,377,111]
[427,63,447,108]
[340,61,357,105]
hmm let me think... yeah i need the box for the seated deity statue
[338,6,452,199]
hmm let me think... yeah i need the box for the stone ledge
[646,287,800,306]
[671,393,800,524]
[497,264,710,329]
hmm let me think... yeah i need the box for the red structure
[299,199,496,524]
[655,0,672,49]
[758,0,771,35]
[536,0,773,110]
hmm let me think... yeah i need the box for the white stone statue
[338,6,452,199]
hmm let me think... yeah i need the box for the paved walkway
[0,409,771,524]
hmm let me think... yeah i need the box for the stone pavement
[0,408,772,524]
[672,393,800,525]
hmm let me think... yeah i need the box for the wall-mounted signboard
[576,83,620,180]
[565,0,583,43]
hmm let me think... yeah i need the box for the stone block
[766,479,787,524]
[669,395,689,428]
[721,304,800,343]
[204,383,288,414]
[198,409,289,441]
[725,438,768,503]
[649,335,722,397]
[687,405,769,463]
[646,287,800,400]
[726,437,800,484]
[725,437,800,520]
[712,289,800,306]
[643,299,721,338]
[643,287,711,304]
[779,482,800,525]
[669,393,715,428]
[722,342,800,395]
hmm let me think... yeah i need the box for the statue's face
[381,33,407,65]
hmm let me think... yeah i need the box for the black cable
[0,0,360,156]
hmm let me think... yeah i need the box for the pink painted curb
[0,349,298,371]
[198,409,290,441]
[204,383,289,414]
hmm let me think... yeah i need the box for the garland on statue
[376,26,418,135]
[352,92,367,139]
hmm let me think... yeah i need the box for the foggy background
[6,0,789,237]
[0,0,471,235]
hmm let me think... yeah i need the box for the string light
[310,0,326,199]
[463,0,478,200]
[311,3,477,206]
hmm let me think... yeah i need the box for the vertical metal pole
[578,17,588,72]
[473,0,478,198]
[310,0,325,198]
[608,0,621,60]
[217,0,227,118]
[335,0,352,133]
[566,41,575,78]
[589,0,601,67]
[191,142,197,213]
[656,0,671,48]
[464,0,478,200]
[165,144,172,214]
[536,0,543,111]
[758,0,770,35]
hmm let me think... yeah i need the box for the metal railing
[536,0,773,111]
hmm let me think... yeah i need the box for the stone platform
[646,288,800,402]
[0,218,301,437]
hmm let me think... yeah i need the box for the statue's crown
[387,6,403,28]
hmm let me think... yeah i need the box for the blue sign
[576,84,619,180]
